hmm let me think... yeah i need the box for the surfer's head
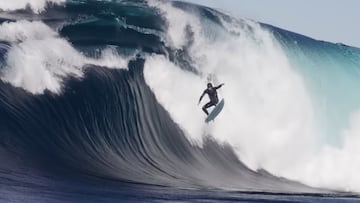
[207,83,213,88]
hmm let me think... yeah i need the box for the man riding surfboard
[198,82,224,115]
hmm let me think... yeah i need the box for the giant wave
[1,0,360,199]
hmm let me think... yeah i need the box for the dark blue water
[0,0,360,202]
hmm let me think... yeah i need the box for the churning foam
[146,0,203,49]
[144,1,360,192]
[145,0,316,168]
[0,20,131,94]
[0,20,83,94]
[0,0,65,13]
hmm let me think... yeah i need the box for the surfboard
[205,99,224,123]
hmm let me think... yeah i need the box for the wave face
[1,0,360,197]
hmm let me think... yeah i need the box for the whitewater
[1,0,360,202]
[143,1,360,192]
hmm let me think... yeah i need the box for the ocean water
[0,0,360,202]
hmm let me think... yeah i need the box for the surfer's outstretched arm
[198,91,206,104]
[215,83,224,89]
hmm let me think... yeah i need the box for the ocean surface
[1,0,360,202]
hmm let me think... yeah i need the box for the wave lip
[0,20,84,94]
[0,19,133,94]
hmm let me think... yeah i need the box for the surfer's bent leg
[202,101,216,115]
[214,98,219,105]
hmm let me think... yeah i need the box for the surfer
[198,82,224,115]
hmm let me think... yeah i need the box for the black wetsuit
[199,84,223,115]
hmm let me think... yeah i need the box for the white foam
[0,20,57,41]
[0,21,84,93]
[144,2,360,192]
[144,28,317,167]
[145,3,360,192]
[144,1,316,164]
[286,111,360,191]
[144,55,206,144]
[89,48,132,70]
[146,0,203,49]
[0,20,131,94]
[0,0,65,13]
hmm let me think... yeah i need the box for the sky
[181,0,360,48]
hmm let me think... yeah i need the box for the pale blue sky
[182,0,360,48]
